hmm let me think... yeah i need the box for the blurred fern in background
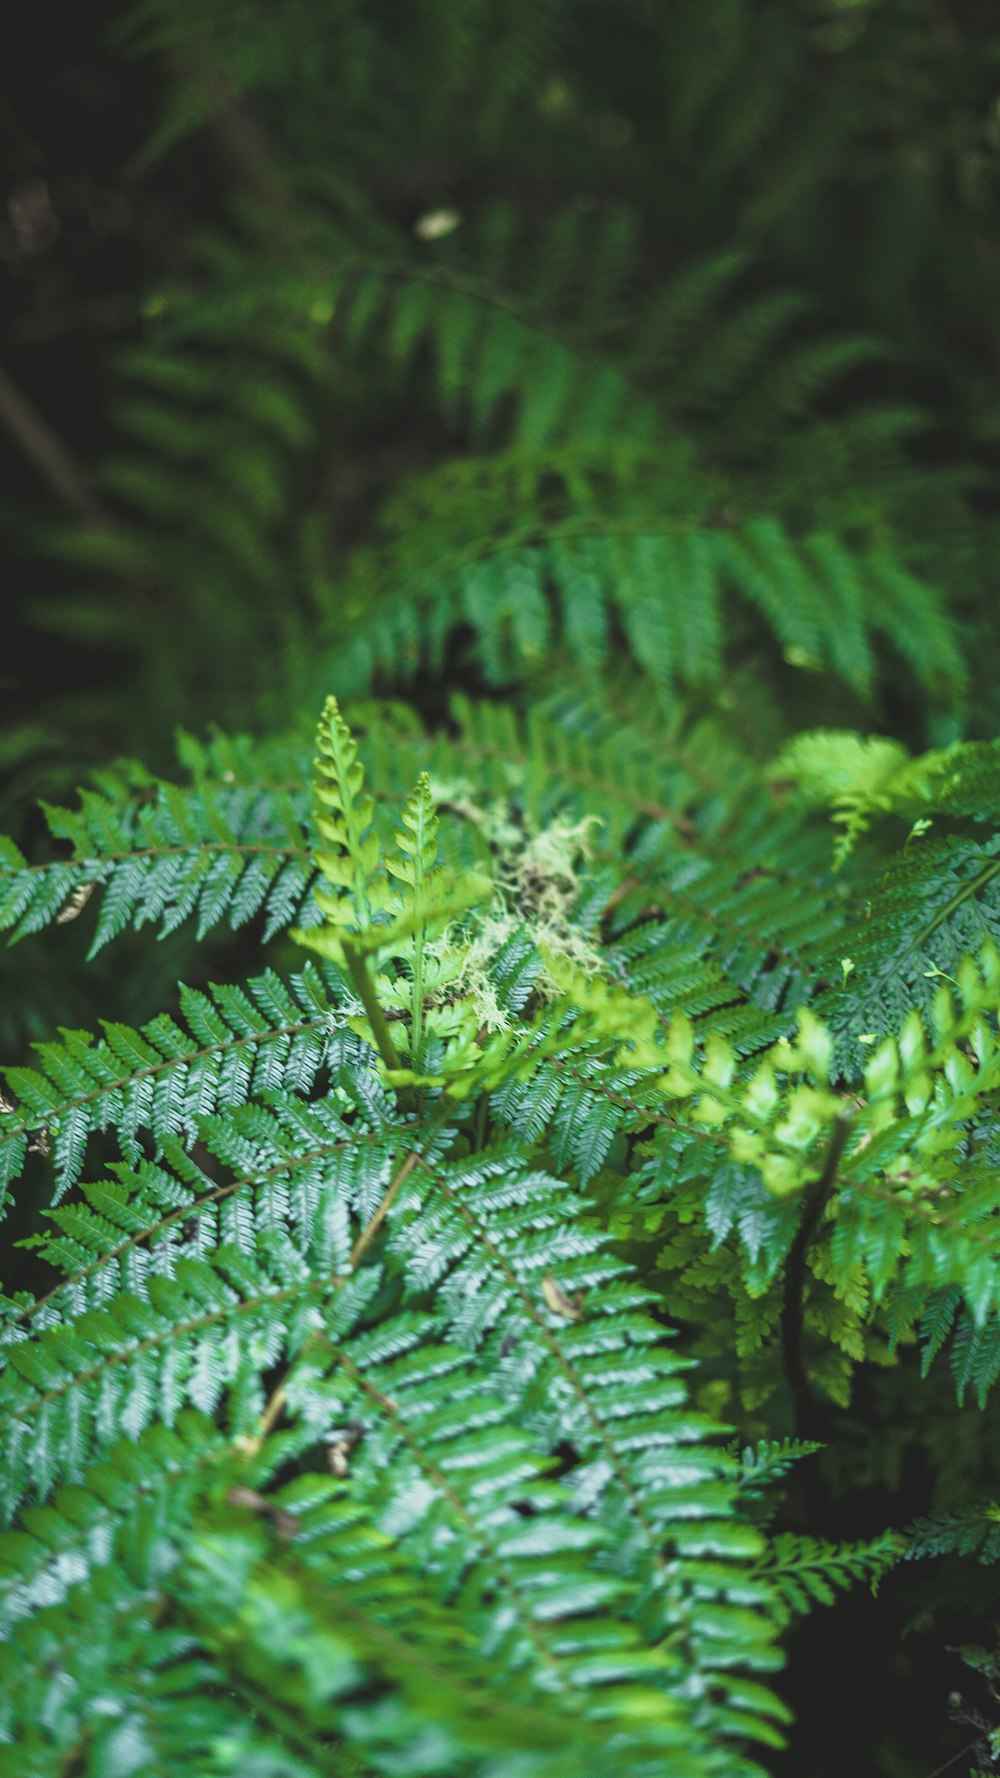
[5,0,1000,762]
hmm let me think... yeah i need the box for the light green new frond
[546,931,1000,1365]
[773,730,1000,867]
[383,768,494,953]
[387,770,440,891]
[310,694,386,930]
[773,730,915,866]
[387,772,438,1059]
[295,714,494,1079]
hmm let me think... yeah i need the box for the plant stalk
[781,1113,852,1433]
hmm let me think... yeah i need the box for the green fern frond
[0,772,315,956]
[4,680,999,1774]
[736,1438,824,1499]
[906,1501,1000,1565]
[773,732,1000,1057]
[0,1119,793,1769]
[773,731,1000,867]
[329,448,962,706]
[752,1531,903,1621]
[0,964,343,1210]
[6,1,1000,1768]
[308,694,387,931]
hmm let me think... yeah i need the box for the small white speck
[414,209,461,241]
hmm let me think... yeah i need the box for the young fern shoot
[294,696,491,1087]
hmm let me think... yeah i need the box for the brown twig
[781,1114,853,1432]
[249,1146,423,1446]
[0,358,109,521]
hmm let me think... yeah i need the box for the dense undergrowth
[2,3,1000,1775]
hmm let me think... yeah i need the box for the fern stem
[340,939,404,1077]
[781,1113,852,1431]
[348,1148,422,1271]
[252,1143,425,1444]
[411,947,425,1064]
[922,856,1000,943]
[471,1092,489,1152]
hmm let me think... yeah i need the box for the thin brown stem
[348,1148,421,1271]
[0,359,109,521]
[781,1113,853,1431]
[251,1144,423,1446]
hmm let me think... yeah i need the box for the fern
[906,1501,1000,1566]
[26,160,972,752]
[0,963,342,1207]
[0,760,315,954]
[10,3,1000,1768]
[24,699,1000,1772]
[0,1103,792,1770]
[329,446,963,707]
[752,1531,903,1622]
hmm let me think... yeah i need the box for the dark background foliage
[3,4,1000,1775]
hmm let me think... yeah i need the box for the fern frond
[753,1531,903,1621]
[6,0,1000,1767]
[1,1128,793,1769]
[736,1438,824,1500]
[905,1501,1000,1565]
[773,732,1000,1057]
[0,768,315,955]
[774,731,1000,866]
[330,448,963,706]
[0,1412,771,1778]
[0,963,345,1211]
[948,1310,1000,1410]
